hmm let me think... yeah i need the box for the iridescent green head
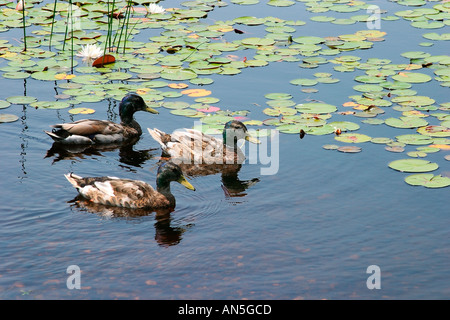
[222,120,260,147]
[156,162,195,191]
[119,93,158,123]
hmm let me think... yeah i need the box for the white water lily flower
[76,44,103,61]
[147,3,165,14]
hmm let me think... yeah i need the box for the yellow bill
[245,135,261,144]
[177,175,196,191]
[144,106,159,114]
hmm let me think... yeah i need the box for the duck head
[156,162,196,191]
[222,120,260,147]
[119,93,159,123]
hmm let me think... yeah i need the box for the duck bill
[144,106,159,114]
[177,175,195,191]
[245,135,261,144]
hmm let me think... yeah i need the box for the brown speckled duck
[147,120,260,176]
[45,93,158,144]
[65,162,195,209]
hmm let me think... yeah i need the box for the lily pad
[385,117,428,128]
[404,174,450,188]
[392,72,432,83]
[337,146,362,153]
[0,114,19,123]
[6,96,37,105]
[335,133,372,143]
[388,159,438,173]
[296,102,337,114]
[396,134,434,145]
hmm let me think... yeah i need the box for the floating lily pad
[392,72,432,83]
[160,68,197,81]
[69,108,95,114]
[371,137,394,144]
[296,102,337,114]
[335,133,372,143]
[396,134,434,145]
[6,96,37,105]
[417,125,450,137]
[323,144,339,150]
[385,117,428,128]
[337,146,362,153]
[404,174,450,188]
[0,100,11,109]
[0,114,19,123]
[388,159,438,173]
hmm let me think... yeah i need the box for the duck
[65,161,195,209]
[147,120,260,176]
[45,93,158,144]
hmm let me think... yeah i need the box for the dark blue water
[0,0,449,299]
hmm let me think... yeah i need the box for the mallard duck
[147,120,260,176]
[65,162,195,209]
[45,93,158,144]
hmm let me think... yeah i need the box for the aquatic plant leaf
[334,133,371,143]
[6,96,37,105]
[69,108,95,114]
[385,117,428,128]
[392,72,432,83]
[417,125,450,137]
[296,102,337,114]
[396,134,434,145]
[388,159,438,173]
[404,174,450,188]
[92,54,115,68]
[0,113,19,123]
[337,146,362,153]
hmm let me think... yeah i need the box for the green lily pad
[328,121,360,131]
[392,72,432,83]
[385,117,428,128]
[417,125,450,137]
[404,174,450,188]
[0,114,19,123]
[335,133,372,143]
[0,100,11,109]
[265,93,292,100]
[160,68,197,81]
[396,134,434,145]
[371,137,394,144]
[388,159,438,173]
[6,96,37,105]
[241,37,275,46]
[337,146,362,153]
[296,102,337,114]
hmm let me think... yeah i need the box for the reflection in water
[159,159,260,198]
[69,197,190,247]
[45,138,157,170]
[221,173,260,198]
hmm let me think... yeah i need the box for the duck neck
[223,131,238,149]
[121,116,142,135]
[156,178,175,205]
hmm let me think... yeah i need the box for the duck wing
[65,174,169,209]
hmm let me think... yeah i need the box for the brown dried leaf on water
[92,54,115,68]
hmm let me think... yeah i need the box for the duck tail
[44,130,64,142]
[147,128,169,149]
[64,173,83,189]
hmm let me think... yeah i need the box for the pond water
[0,0,449,299]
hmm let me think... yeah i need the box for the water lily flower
[16,0,24,11]
[147,3,165,14]
[76,44,103,62]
